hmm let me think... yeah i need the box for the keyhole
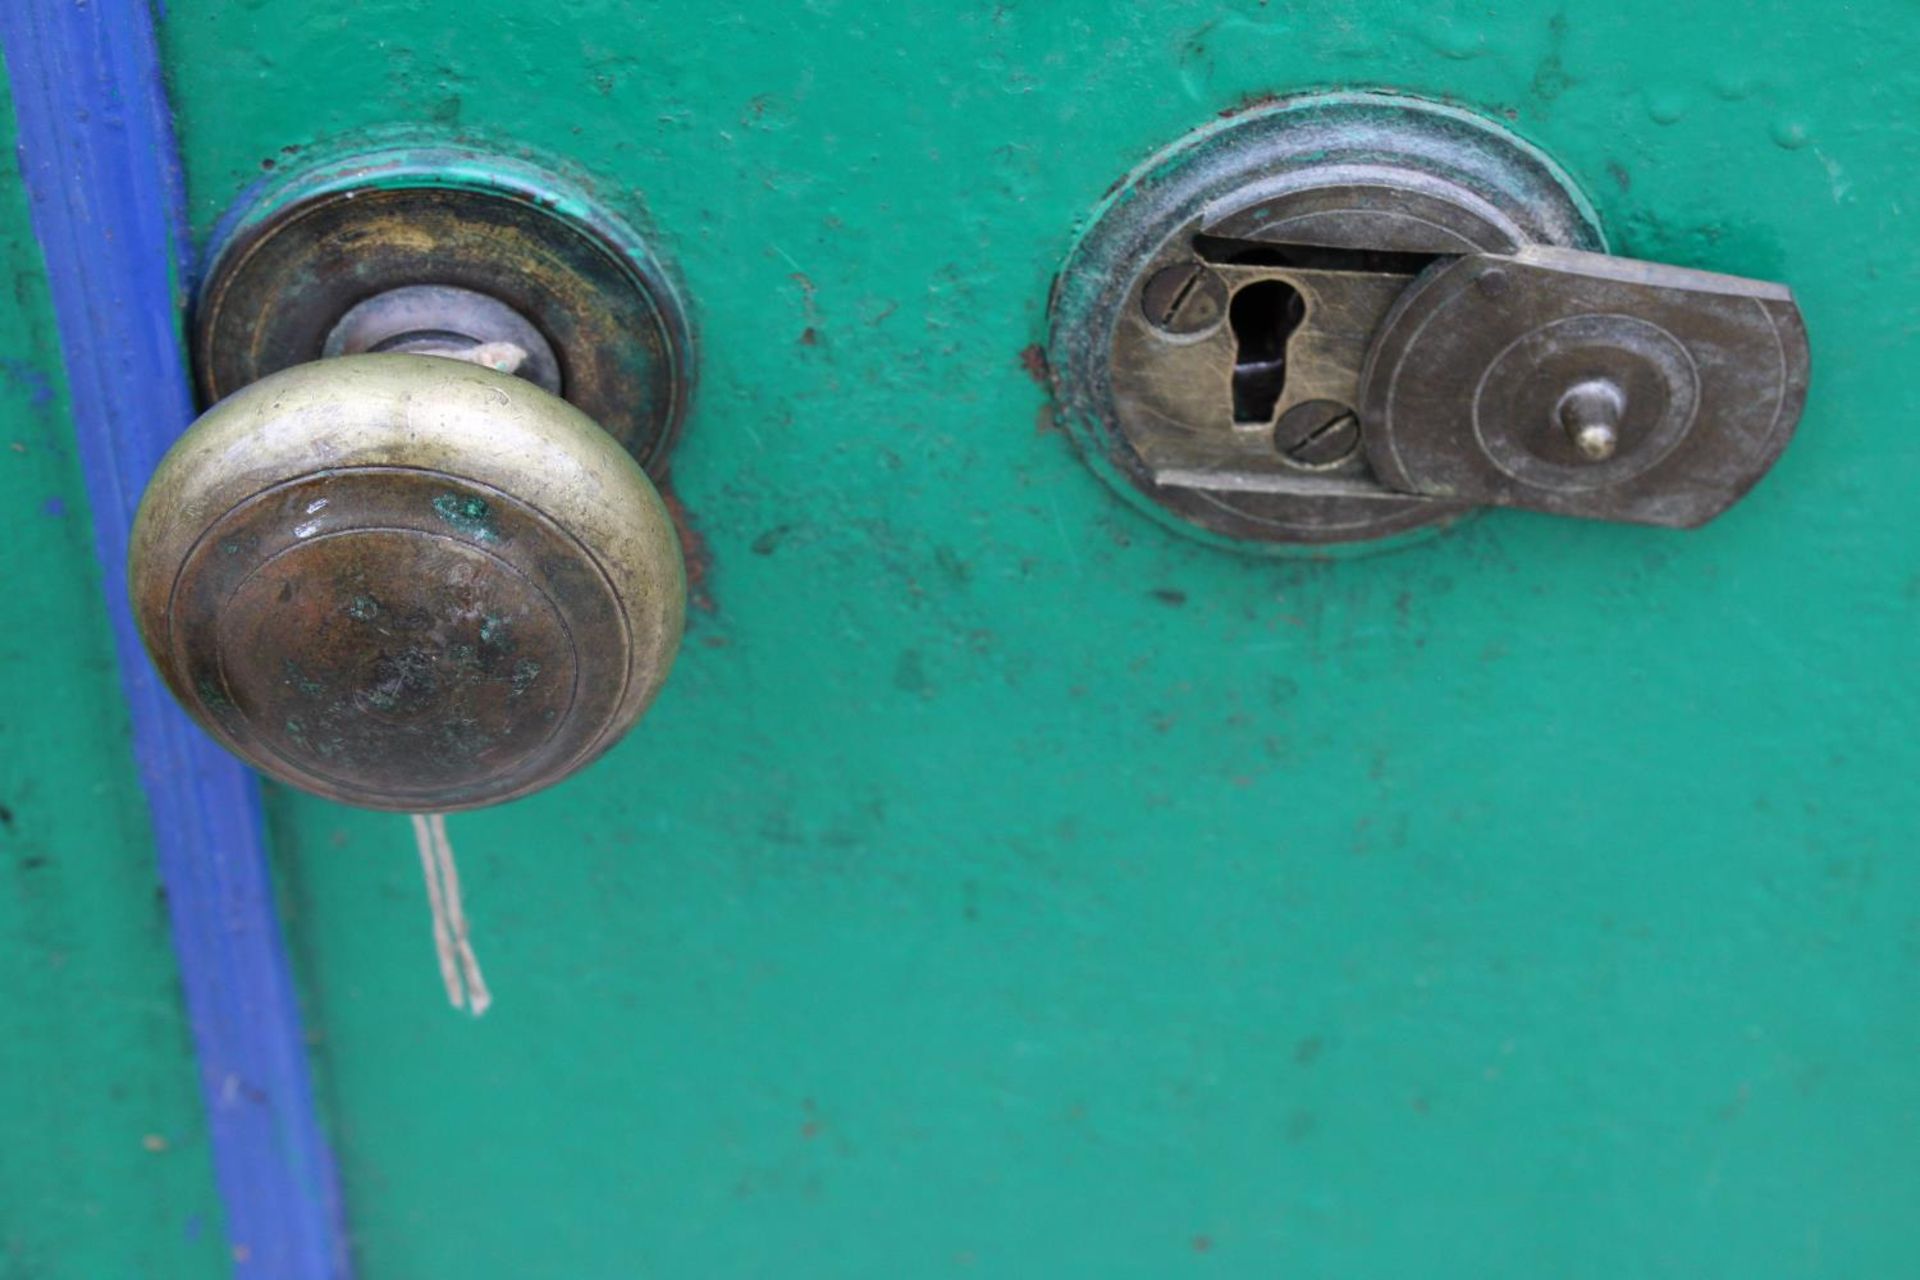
[1229,280,1307,426]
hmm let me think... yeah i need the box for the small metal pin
[1557,378,1626,462]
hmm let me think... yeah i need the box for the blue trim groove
[0,5,352,1277]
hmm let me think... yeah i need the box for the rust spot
[1216,92,1281,120]
[1191,1235,1213,1254]
[1018,343,1050,386]
[1034,403,1059,436]
[799,326,819,346]
[658,485,716,615]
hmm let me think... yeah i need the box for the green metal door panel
[0,84,229,1278]
[159,2,1919,1276]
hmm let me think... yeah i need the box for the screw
[1141,263,1228,335]
[1273,399,1362,470]
[1557,378,1626,462]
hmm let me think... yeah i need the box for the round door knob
[130,353,685,811]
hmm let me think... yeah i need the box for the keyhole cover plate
[195,143,693,474]
[1046,92,1606,550]
[130,354,686,812]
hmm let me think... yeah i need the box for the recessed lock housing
[1047,93,1811,548]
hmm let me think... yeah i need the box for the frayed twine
[410,813,491,1016]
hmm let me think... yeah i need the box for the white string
[430,813,492,1016]
[410,814,463,1009]
[410,813,491,1016]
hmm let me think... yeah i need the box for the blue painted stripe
[0,6,352,1277]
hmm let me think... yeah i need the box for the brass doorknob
[130,353,685,811]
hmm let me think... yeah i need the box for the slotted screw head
[1141,263,1229,336]
[1273,399,1362,470]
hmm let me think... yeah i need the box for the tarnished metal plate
[1199,164,1533,256]
[1359,246,1811,526]
[1048,92,1605,550]
[194,144,692,473]
[129,354,686,811]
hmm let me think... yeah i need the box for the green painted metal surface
[0,84,229,1278]
[9,1,1919,1275]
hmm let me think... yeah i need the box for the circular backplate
[1473,313,1697,490]
[1047,92,1607,551]
[130,354,686,812]
[195,144,692,473]
[1349,247,1808,528]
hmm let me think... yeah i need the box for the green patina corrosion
[7,3,1910,1278]
[194,676,234,712]
[281,658,326,698]
[478,614,511,649]
[431,491,499,541]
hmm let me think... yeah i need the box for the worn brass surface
[129,353,685,811]
[1117,262,1416,489]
